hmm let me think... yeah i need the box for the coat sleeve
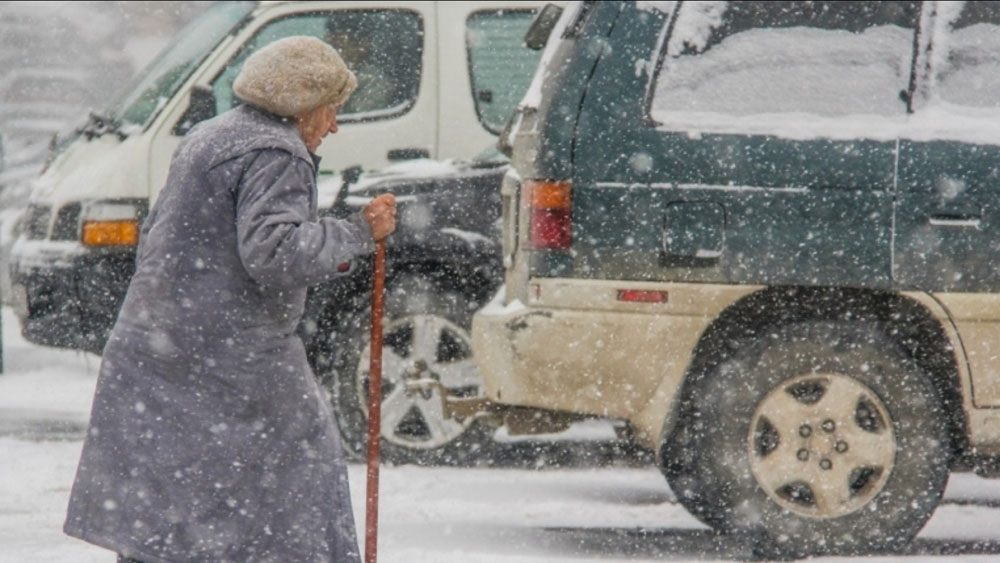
[234,148,375,289]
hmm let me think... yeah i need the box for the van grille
[23,204,51,240]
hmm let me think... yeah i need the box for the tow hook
[402,362,586,434]
[406,359,436,400]
[403,361,498,423]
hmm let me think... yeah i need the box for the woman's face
[296,103,340,152]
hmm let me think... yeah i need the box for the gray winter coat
[65,104,372,563]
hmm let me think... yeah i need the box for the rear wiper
[79,111,127,141]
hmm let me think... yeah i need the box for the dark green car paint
[895,140,1000,292]
[531,1,1000,296]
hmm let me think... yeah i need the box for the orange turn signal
[525,180,572,250]
[82,220,139,247]
[527,180,572,209]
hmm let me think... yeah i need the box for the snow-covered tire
[325,273,495,465]
[661,321,950,558]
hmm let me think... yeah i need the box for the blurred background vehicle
[5,1,573,465]
[8,0,547,352]
[0,0,208,300]
[307,147,509,465]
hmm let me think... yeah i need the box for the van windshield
[108,1,256,130]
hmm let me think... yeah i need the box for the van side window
[466,10,544,133]
[209,10,423,124]
[652,1,919,123]
[932,1,1000,108]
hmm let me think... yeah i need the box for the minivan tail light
[526,180,571,250]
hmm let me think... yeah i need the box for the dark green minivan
[473,0,1000,557]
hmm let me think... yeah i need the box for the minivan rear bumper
[470,291,683,449]
[473,295,681,449]
[472,279,764,449]
[9,238,134,354]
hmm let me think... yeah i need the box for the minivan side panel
[933,293,1000,408]
[902,291,1000,452]
[475,277,1000,452]
[571,3,903,287]
[895,141,1000,293]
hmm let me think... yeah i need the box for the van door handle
[388,148,430,161]
[929,214,981,229]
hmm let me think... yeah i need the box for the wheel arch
[659,285,969,465]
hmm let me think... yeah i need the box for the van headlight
[81,201,142,247]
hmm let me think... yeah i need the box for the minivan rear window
[652,1,919,125]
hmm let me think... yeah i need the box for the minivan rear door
[894,1,1000,293]
[572,1,918,288]
[894,1,1000,407]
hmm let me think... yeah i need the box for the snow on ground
[3,307,1000,562]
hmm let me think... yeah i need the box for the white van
[9,0,548,352]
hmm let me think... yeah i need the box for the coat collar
[238,104,322,169]
[237,103,318,170]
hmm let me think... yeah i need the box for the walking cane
[365,239,386,563]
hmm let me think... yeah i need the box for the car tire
[324,273,496,465]
[661,321,950,558]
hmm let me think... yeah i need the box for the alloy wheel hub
[748,374,896,518]
[358,314,481,449]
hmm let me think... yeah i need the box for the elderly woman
[63,36,393,563]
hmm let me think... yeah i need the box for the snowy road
[3,307,1000,563]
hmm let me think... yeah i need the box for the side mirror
[525,4,564,50]
[497,109,518,158]
[173,85,217,136]
[332,165,363,217]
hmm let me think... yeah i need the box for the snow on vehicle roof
[650,9,1000,145]
[651,25,912,141]
[636,1,676,14]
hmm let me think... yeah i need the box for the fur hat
[233,36,357,117]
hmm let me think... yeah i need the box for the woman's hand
[363,193,397,241]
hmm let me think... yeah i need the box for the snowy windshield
[106,1,255,130]
[651,1,918,139]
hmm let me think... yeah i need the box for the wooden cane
[365,239,386,563]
